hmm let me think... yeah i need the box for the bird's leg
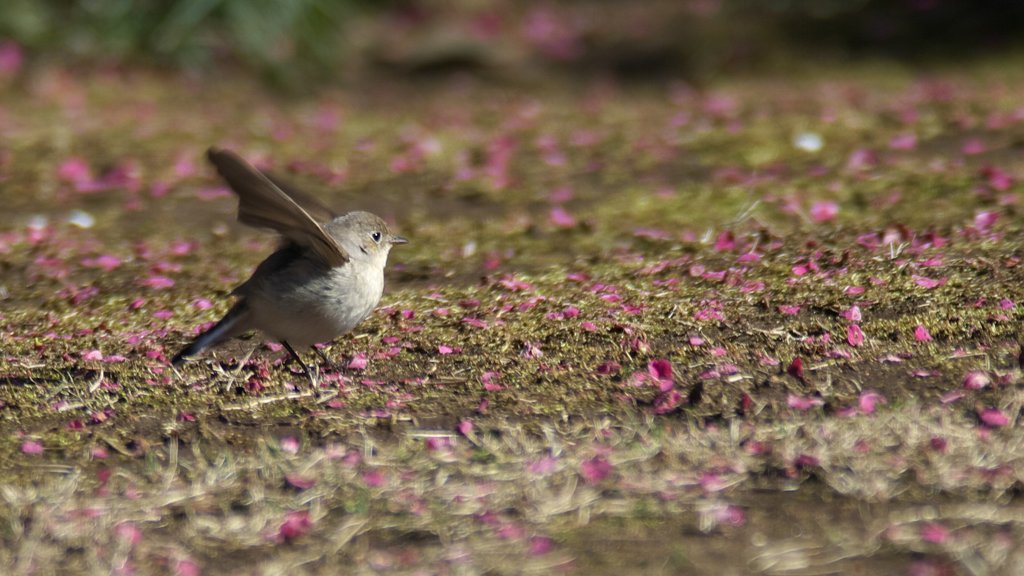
[282,340,317,387]
[312,346,333,367]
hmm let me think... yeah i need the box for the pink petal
[787,394,823,411]
[809,201,839,223]
[279,436,300,454]
[285,473,316,490]
[961,137,986,155]
[87,254,123,272]
[362,469,385,487]
[847,324,865,347]
[521,342,544,358]
[982,165,1014,191]
[793,453,819,468]
[278,510,312,541]
[0,41,24,75]
[114,522,142,546]
[527,456,558,475]
[979,408,1010,427]
[841,305,862,322]
[847,148,878,170]
[920,522,950,544]
[347,353,368,370]
[940,390,965,404]
[787,357,805,380]
[653,389,683,413]
[975,211,999,232]
[580,456,612,484]
[528,536,554,556]
[21,440,43,455]
[712,504,746,527]
[647,358,673,383]
[913,275,943,289]
[141,275,175,289]
[57,157,92,184]
[963,371,990,390]
[858,390,886,414]
[889,133,918,150]
[174,559,202,576]
[914,325,932,342]
[549,206,577,228]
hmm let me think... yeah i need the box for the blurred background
[3,0,1024,88]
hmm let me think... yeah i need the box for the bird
[171,147,407,380]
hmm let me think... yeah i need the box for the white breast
[247,259,385,348]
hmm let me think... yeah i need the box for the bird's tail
[171,301,252,367]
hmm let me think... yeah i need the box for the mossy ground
[3,59,1024,574]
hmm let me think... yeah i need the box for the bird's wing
[263,172,339,224]
[230,242,303,298]
[207,147,348,266]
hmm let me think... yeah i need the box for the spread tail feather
[171,302,252,366]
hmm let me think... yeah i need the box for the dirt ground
[2,58,1024,574]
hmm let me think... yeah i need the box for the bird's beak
[390,235,409,245]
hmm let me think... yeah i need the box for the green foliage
[0,0,380,84]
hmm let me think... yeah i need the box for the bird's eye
[370,231,382,243]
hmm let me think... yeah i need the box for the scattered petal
[979,407,1010,427]
[347,353,368,370]
[840,305,861,322]
[528,456,558,476]
[278,511,312,542]
[787,394,823,411]
[362,469,386,487]
[809,201,838,223]
[580,456,612,484]
[847,324,865,347]
[963,371,990,390]
[528,536,554,556]
[913,275,944,289]
[858,390,886,414]
[21,440,43,455]
[549,206,577,228]
[141,275,175,289]
[279,437,300,454]
[285,473,316,490]
[920,522,950,544]
[787,357,805,380]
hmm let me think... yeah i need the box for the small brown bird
[172,148,407,378]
